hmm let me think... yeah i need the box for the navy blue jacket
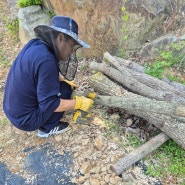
[3,39,61,131]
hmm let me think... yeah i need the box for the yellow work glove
[73,96,94,112]
[84,90,97,100]
[63,79,77,90]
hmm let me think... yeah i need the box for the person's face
[56,33,76,61]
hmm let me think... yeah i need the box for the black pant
[38,81,72,132]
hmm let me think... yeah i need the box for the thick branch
[104,52,185,101]
[114,55,145,73]
[95,95,185,117]
[110,132,170,175]
[89,73,185,149]
[90,62,166,100]
[95,95,185,149]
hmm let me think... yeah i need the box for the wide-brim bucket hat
[34,15,90,48]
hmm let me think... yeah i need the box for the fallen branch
[110,132,170,175]
[89,68,185,149]
[90,61,185,103]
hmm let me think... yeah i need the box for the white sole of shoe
[38,127,71,138]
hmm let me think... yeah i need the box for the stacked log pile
[89,52,185,175]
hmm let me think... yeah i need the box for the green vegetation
[103,120,120,138]
[0,48,11,67]
[120,133,141,148]
[146,139,185,178]
[144,41,185,84]
[0,117,10,127]
[6,18,19,36]
[45,10,56,18]
[118,0,129,58]
[18,0,43,8]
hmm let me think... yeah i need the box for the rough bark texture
[95,95,185,149]
[89,52,185,149]
[91,52,185,103]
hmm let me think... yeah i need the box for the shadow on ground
[0,143,75,185]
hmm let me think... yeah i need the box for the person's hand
[84,91,97,100]
[63,79,77,90]
[73,96,94,112]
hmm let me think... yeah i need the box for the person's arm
[59,73,64,81]
[55,96,94,112]
[54,99,76,112]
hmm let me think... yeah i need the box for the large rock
[44,0,123,57]
[18,5,50,44]
[15,0,185,57]
[141,34,185,61]
[124,0,185,55]
[43,0,185,57]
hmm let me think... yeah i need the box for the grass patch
[103,120,120,138]
[144,41,185,84]
[18,0,43,8]
[45,10,55,18]
[145,139,185,178]
[0,48,12,67]
[119,133,142,149]
[6,18,19,36]
[0,117,10,127]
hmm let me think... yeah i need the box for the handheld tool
[73,91,97,125]
[73,110,92,125]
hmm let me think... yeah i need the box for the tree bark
[110,132,170,175]
[94,95,185,149]
[88,52,185,174]
[89,64,185,149]
[90,62,185,103]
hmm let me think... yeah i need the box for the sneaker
[38,122,69,138]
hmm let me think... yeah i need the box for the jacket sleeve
[36,60,60,114]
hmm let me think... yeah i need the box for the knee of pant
[59,81,72,99]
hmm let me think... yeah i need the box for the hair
[34,26,72,60]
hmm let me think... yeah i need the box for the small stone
[93,117,105,127]
[110,177,116,184]
[110,114,120,123]
[101,167,107,172]
[90,166,101,174]
[122,173,136,185]
[54,135,63,142]
[79,162,91,174]
[73,152,79,158]
[115,176,122,183]
[100,181,106,185]
[82,138,90,145]
[94,137,104,151]
[71,178,77,183]
[104,175,110,183]
[78,176,85,184]
[84,173,90,179]
[90,178,100,185]
[126,119,133,127]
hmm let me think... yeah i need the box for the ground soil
[0,1,184,185]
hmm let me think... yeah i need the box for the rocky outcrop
[44,0,123,57]
[18,5,50,44]
[13,0,185,57]
[43,0,185,57]
[140,34,185,61]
